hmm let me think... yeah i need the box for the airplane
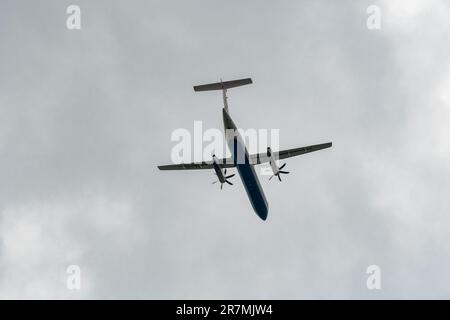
[158,78,332,221]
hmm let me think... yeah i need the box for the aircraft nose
[256,205,268,221]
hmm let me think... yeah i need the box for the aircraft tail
[193,78,252,92]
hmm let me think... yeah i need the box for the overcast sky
[1,0,450,299]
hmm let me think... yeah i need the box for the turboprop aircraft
[158,78,332,221]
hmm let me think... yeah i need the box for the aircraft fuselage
[222,108,268,220]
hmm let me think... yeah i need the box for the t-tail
[193,78,252,111]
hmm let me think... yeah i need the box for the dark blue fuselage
[223,108,268,220]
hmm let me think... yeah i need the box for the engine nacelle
[267,147,279,175]
[212,155,226,183]
[266,147,289,181]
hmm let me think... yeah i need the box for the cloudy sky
[1,0,449,299]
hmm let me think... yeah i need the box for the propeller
[212,169,235,189]
[269,163,290,182]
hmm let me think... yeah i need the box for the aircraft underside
[158,78,332,221]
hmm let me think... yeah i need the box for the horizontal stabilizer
[194,78,252,92]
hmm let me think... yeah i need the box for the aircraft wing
[250,142,332,165]
[158,142,331,169]
[158,158,235,170]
